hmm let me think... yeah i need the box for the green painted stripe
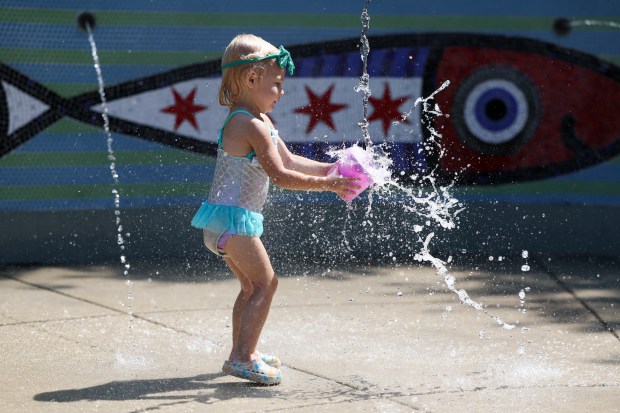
[0,150,212,167]
[0,182,209,200]
[1,117,100,134]
[601,55,620,66]
[44,118,102,134]
[2,7,619,31]
[0,7,72,24]
[45,82,100,97]
[0,48,220,66]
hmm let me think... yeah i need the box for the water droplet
[521,265,530,272]
[521,250,529,259]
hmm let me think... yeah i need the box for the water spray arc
[354,0,373,149]
[78,11,135,335]
[350,2,515,329]
[553,17,620,36]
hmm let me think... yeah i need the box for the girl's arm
[246,118,359,197]
[276,139,334,177]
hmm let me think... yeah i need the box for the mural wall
[1,0,619,263]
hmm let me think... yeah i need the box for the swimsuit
[191,110,279,255]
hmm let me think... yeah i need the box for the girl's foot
[226,352,282,368]
[222,358,282,385]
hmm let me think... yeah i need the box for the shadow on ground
[32,371,411,411]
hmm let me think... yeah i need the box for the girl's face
[254,63,285,113]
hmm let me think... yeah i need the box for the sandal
[222,358,282,385]
[224,352,281,368]
[256,352,282,368]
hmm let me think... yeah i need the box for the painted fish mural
[2,33,619,185]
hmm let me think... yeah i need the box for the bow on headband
[271,46,295,75]
[222,45,295,75]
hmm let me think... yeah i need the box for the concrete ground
[1,253,619,412]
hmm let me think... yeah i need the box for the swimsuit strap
[218,109,258,159]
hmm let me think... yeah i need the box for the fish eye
[451,65,541,156]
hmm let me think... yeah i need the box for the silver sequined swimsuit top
[207,111,279,213]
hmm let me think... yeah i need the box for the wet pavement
[1,254,618,412]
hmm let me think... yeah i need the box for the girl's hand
[325,165,362,199]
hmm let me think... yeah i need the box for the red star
[368,83,410,136]
[294,84,348,133]
[160,87,208,131]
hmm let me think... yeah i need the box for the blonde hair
[218,34,280,107]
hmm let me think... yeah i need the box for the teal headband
[221,45,295,75]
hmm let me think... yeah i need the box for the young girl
[191,34,360,385]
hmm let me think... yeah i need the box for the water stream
[354,0,373,149]
[86,25,135,336]
[570,19,620,30]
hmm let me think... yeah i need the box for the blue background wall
[1,0,619,264]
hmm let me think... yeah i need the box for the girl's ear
[244,69,258,89]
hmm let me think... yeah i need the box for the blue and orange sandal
[222,359,282,385]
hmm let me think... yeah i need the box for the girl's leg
[222,235,278,363]
[223,257,253,361]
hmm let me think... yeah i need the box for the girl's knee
[241,284,254,299]
[252,273,278,294]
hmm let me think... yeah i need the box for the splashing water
[401,87,514,328]
[570,19,620,30]
[86,25,135,333]
[521,249,530,272]
[518,287,530,314]
[340,1,515,330]
[415,233,514,329]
